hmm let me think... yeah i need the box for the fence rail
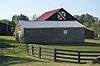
[27,45,100,64]
[55,49,100,63]
[28,46,54,61]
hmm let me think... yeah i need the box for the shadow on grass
[0,42,15,49]
[31,42,100,47]
[84,42,100,47]
[0,55,43,66]
[56,60,87,64]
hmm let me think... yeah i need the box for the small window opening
[64,30,68,34]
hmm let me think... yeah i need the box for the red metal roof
[36,9,58,21]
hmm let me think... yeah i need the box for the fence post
[26,45,29,54]
[54,49,57,62]
[32,46,34,55]
[39,47,41,58]
[0,48,3,55]
[78,51,80,63]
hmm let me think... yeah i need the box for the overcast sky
[0,0,99,20]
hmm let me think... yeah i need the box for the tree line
[0,14,30,26]
[74,14,100,36]
[0,14,37,25]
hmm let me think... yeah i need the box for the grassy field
[0,36,100,66]
[30,39,100,51]
[9,62,100,66]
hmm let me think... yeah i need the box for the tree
[12,15,19,23]
[19,14,29,21]
[74,14,98,28]
[0,19,15,26]
[92,22,100,36]
[12,14,29,23]
[74,13,100,36]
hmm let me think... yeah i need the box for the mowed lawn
[31,39,100,51]
[9,62,100,66]
[0,36,100,66]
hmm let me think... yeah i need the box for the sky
[0,0,99,20]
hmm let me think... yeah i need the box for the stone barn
[15,20,85,44]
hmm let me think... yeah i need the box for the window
[64,30,68,34]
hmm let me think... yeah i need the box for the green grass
[0,36,16,43]
[30,40,100,51]
[9,62,100,66]
[0,36,27,56]
[0,36,100,66]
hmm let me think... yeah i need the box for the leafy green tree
[74,14,100,36]
[19,14,29,21]
[12,14,29,23]
[12,15,19,23]
[74,14,98,28]
[0,19,15,26]
[92,22,100,35]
